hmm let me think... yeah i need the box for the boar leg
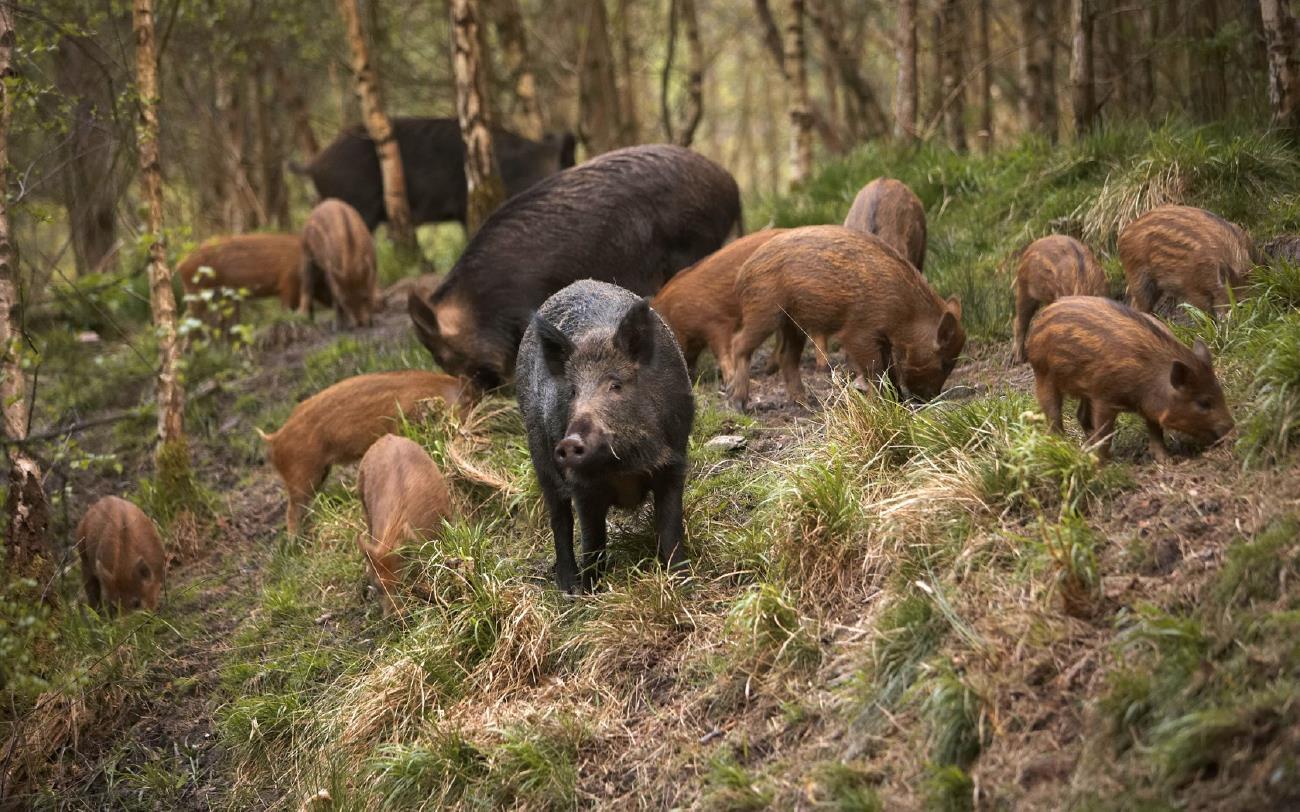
[778,320,809,404]
[83,569,102,610]
[1034,377,1064,433]
[706,325,736,384]
[1087,404,1118,460]
[812,334,831,372]
[298,259,318,320]
[574,492,611,592]
[1076,397,1094,436]
[729,328,772,410]
[1012,295,1037,364]
[653,466,688,573]
[763,335,783,376]
[842,332,885,398]
[1143,417,1171,462]
[1128,275,1159,314]
[542,480,579,594]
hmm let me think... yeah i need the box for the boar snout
[554,415,608,471]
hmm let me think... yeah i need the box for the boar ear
[1170,359,1194,391]
[533,314,574,377]
[945,296,962,321]
[614,299,656,365]
[936,309,959,347]
[1192,338,1213,367]
[408,292,440,352]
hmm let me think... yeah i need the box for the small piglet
[1118,205,1255,316]
[260,371,474,536]
[356,434,454,614]
[517,280,694,593]
[730,225,964,409]
[1026,296,1234,460]
[300,198,378,328]
[1012,235,1108,363]
[76,496,165,613]
[842,177,927,271]
[179,233,326,324]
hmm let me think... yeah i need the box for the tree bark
[807,0,888,137]
[1261,0,1300,133]
[1043,1,1060,141]
[976,0,993,151]
[894,0,918,140]
[616,0,641,144]
[662,0,704,147]
[785,0,813,185]
[1190,0,1226,121]
[0,3,51,579]
[1018,0,1044,133]
[1070,0,1096,135]
[488,0,545,140]
[132,0,188,470]
[578,0,626,155]
[940,0,966,150]
[753,0,843,152]
[1137,1,1158,110]
[337,0,417,255]
[277,61,319,159]
[450,0,507,235]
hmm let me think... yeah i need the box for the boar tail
[255,427,275,443]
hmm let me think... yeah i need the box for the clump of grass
[1235,314,1300,465]
[803,761,882,811]
[848,593,947,736]
[370,728,487,808]
[723,582,821,677]
[1213,517,1300,608]
[1040,513,1102,619]
[923,764,975,812]
[918,661,986,770]
[703,750,773,812]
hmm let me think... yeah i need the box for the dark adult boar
[357,434,454,615]
[294,117,577,230]
[730,226,964,409]
[300,199,378,328]
[178,233,329,320]
[410,144,741,389]
[1118,205,1256,315]
[76,496,165,613]
[259,371,475,536]
[842,177,927,271]
[1012,235,1108,363]
[1026,296,1233,460]
[517,280,694,594]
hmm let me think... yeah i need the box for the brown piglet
[356,434,454,614]
[1012,235,1108,363]
[730,226,964,409]
[842,177,927,271]
[259,371,475,536]
[1026,296,1234,460]
[178,233,322,323]
[300,199,378,328]
[76,496,165,613]
[1118,205,1255,316]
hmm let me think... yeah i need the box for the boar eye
[1197,398,1213,411]
[608,379,622,392]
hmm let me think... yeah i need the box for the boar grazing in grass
[260,371,475,536]
[1118,205,1256,316]
[517,280,694,594]
[1026,296,1233,460]
[1012,235,1108,363]
[409,144,741,389]
[294,117,576,230]
[179,233,329,322]
[76,496,165,613]
[729,226,964,409]
[842,177,927,271]
[300,199,377,328]
[356,434,454,615]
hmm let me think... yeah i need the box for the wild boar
[178,233,330,322]
[259,371,475,536]
[76,496,165,613]
[1012,235,1108,363]
[300,199,378,328]
[410,144,741,389]
[293,117,577,230]
[729,226,964,409]
[1118,205,1256,315]
[356,434,454,614]
[842,177,927,271]
[517,280,694,593]
[1025,296,1234,460]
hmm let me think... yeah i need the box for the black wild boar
[517,280,695,593]
[293,117,577,230]
[300,198,378,328]
[1026,296,1234,460]
[410,144,742,389]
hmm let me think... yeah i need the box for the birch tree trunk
[1070,0,1096,135]
[132,0,188,475]
[785,0,813,186]
[337,0,417,255]
[807,0,888,137]
[940,0,967,151]
[450,0,506,235]
[894,0,918,141]
[488,0,545,140]
[0,3,50,577]
[676,0,703,148]
[1261,0,1300,134]
[976,0,992,152]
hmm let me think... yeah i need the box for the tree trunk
[976,0,993,151]
[489,0,545,140]
[278,61,320,159]
[662,0,704,147]
[0,4,51,579]
[54,36,122,278]
[616,0,641,144]
[578,0,626,155]
[754,0,842,152]
[132,0,188,475]
[1018,0,1044,133]
[895,0,918,140]
[785,0,813,185]
[1136,1,1158,111]
[1070,0,1096,135]
[940,0,966,150]
[1190,0,1226,121]
[807,0,888,137]
[1261,0,1300,133]
[450,0,507,235]
[214,69,261,232]
[1043,1,1060,141]
[337,0,417,255]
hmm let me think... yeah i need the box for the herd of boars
[82,135,1261,614]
